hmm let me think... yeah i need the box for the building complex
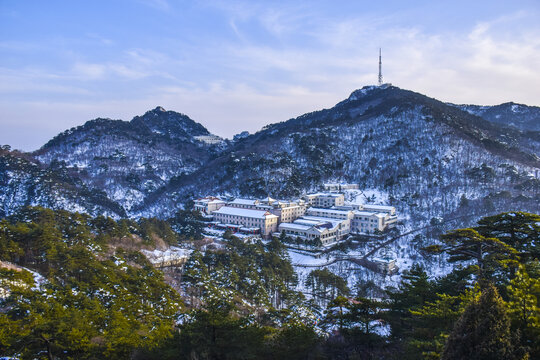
[193,189,398,246]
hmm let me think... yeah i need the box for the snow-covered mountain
[453,101,540,132]
[1,86,539,223]
[0,146,125,218]
[139,86,539,219]
[32,107,220,212]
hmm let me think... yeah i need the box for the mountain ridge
[1,85,539,220]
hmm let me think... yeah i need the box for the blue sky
[1,0,539,151]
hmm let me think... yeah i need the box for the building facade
[323,183,359,192]
[193,197,226,215]
[212,206,278,237]
[278,218,340,246]
[304,193,345,207]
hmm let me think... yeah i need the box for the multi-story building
[323,183,359,192]
[212,206,278,237]
[304,193,345,207]
[228,198,260,209]
[362,204,396,216]
[351,211,388,233]
[194,193,398,241]
[336,204,398,231]
[305,207,354,220]
[274,204,306,223]
[301,215,350,239]
[305,208,353,238]
[278,217,341,246]
[193,196,226,215]
[229,197,306,223]
[193,135,224,145]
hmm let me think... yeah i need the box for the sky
[1,0,539,151]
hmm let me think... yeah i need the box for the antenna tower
[378,48,383,86]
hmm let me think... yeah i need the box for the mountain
[0,146,125,218]
[454,102,540,132]
[138,85,539,220]
[32,107,221,212]
[1,86,538,222]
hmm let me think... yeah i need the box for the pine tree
[387,264,435,338]
[477,212,540,261]
[507,266,540,357]
[426,228,518,278]
[442,284,523,360]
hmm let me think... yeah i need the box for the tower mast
[378,48,383,86]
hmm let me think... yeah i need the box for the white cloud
[1,3,540,151]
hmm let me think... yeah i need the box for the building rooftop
[279,223,312,231]
[229,198,259,206]
[362,204,395,211]
[353,211,378,216]
[306,192,344,198]
[307,207,352,215]
[301,216,343,228]
[213,206,278,219]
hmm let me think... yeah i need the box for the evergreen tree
[442,284,523,360]
[507,266,540,357]
[476,212,540,261]
[426,228,518,278]
[387,264,435,338]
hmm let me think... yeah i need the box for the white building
[264,199,306,223]
[193,135,223,145]
[229,197,306,223]
[323,183,359,192]
[301,215,350,240]
[304,193,345,208]
[274,204,306,223]
[228,198,260,209]
[372,257,398,274]
[305,208,353,238]
[305,207,354,220]
[362,204,396,216]
[337,204,398,231]
[212,206,278,237]
[351,211,385,233]
[278,218,341,246]
[193,196,226,215]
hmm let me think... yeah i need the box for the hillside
[32,107,221,212]
[455,101,540,132]
[0,146,125,218]
[1,86,538,222]
[138,86,540,220]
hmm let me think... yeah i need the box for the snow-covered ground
[141,246,192,266]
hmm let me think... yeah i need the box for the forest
[0,207,538,359]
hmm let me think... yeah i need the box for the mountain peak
[346,84,397,102]
[144,106,167,116]
[132,107,210,139]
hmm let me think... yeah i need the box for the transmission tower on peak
[378,48,383,86]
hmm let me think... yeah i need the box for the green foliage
[442,284,523,360]
[183,237,299,310]
[168,209,205,241]
[386,264,436,339]
[306,268,350,304]
[425,227,518,278]
[507,266,540,358]
[408,286,480,359]
[476,212,540,261]
[392,212,540,360]
[1,208,538,359]
[321,295,390,359]
[0,207,182,359]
